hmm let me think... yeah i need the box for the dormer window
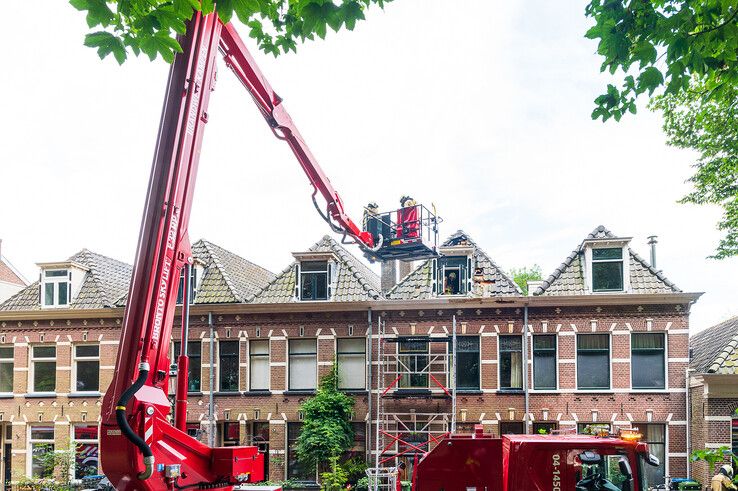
[42,270,70,307]
[591,248,624,292]
[434,256,472,296]
[299,261,329,300]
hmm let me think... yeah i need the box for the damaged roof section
[387,230,522,300]
[533,225,681,296]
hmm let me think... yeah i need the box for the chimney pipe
[380,260,398,293]
[647,235,658,269]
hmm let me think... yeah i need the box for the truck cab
[414,427,659,491]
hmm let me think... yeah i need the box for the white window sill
[69,391,102,398]
[25,392,57,398]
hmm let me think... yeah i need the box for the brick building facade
[0,226,701,488]
[688,316,738,485]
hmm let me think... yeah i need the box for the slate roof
[0,240,276,311]
[190,240,275,304]
[251,235,382,303]
[533,225,681,296]
[690,316,738,374]
[0,249,133,311]
[387,230,522,300]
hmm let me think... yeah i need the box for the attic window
[591,248,624,292]
[436,256,471,295]
[41,270,70,308]
[299,261,329,301]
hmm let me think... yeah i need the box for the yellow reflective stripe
[115,406,127,410]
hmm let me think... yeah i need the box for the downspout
[523,305,529,434]
[685,367,694,477]
[367,307,372,464]
[208,311,215,447]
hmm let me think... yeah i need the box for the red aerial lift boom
[100,9,438,491]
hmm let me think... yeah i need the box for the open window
[435,256,472,296]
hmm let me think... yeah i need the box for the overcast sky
[1,1,736,332]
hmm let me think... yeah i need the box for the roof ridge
[627,248,680,292]
[197,239,275,279]
[248,262,296,302]
[322,236,381,298]
[200,240,242,302]
[0,280,39,311]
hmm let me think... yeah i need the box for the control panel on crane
[99,8,440,491]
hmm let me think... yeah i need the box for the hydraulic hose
[116,362,155,480]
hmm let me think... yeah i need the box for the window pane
[500,336,522,390]
[33,346,55,358]
[533,422,558,435]
[592,262,623,291]
[30,426,54,440]
[58,282,68,305]
[289,339,316,355]
[456,337,479,390]
[632,351,665,389]
[287,423,312,481]
[250,340,269,355]
[632,333,664,349]
[533,351,556,390]
[76,345,99,357]
[337,338,366,388]
[533,335,555,349]
[398,341,428,388]
[74,425,98,440]
[0,347,12,359]
[34,361,56,392]
[175,341,202,391]
[499,422,524,435]
[301,272,328,300]
[577,353,609,389]
[44,283,54,305]
[32,443,54,478]
[75,442,99,478]
[301,261,327,272]
[337,353,365,389]
[0,362,12,392]
[639,424,665,486]
[578,334,609,350]
[592,248,622,260]
[76,360,100,392]
[219,341,239,392]
[250,357,270,391]
[289,355,316,390]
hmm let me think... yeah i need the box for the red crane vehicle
[412,426,662,491]
[99,9,439,491]
[98,8,660,491]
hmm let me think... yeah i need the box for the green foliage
[296,362,355,470]
[342,455,369,485]
[355,476,370,491]
[651,82,738,258]
[17,445,77,491]
[509,264,542,295]
[320,456,349,491]
[690,446,733,475]
[584,1,738,121]
[253,479,308,488]
[70,0,393,64]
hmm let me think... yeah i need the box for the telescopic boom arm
[100,11,376,491]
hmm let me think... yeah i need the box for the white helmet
[721,464,733,478]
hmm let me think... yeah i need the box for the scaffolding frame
[367,317,457,490]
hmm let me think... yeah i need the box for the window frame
[176,266,198,305]
[30,345,56,394]
[218,340,240,393]
[0,346,14,394]
[532,335,558,391]
[591,247,624,293]
[436,256,471,296]
[41,269,71,308]
[287,422,315,482]
[630,333,667,390]
[575,334,611,391]
[28,425,55,478]
[72,424,99,479]
[398,340,429,389]
[249,340,270,392]
[288,339,317,391]
[634,423,666,487]
[455,336,480,391]
[336,338,366,390]
[72,344,100,394]
[172,340,202,393]
[298,261,330,301]
[498,335,523,391]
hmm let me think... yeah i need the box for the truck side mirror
[578,451,602,464]
[618,457,632,478]
[645,453,660,467]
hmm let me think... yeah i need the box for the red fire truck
[413,426,661,491]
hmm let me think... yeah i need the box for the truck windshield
[577,455,633,491]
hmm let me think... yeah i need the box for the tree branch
[689,9,738,37]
